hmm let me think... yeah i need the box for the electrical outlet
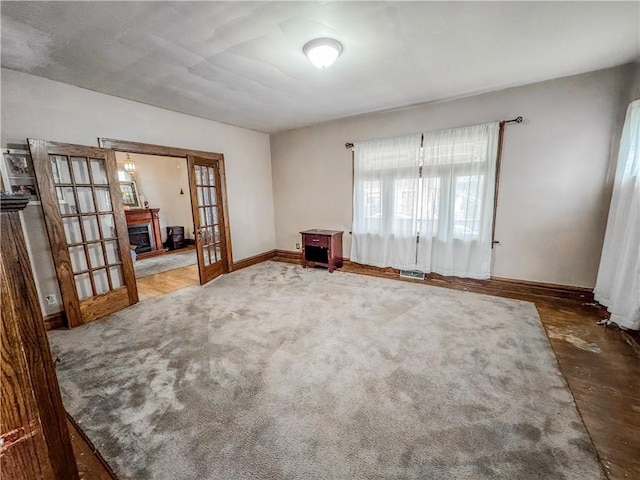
[45,294,58,306]
[296,243,300,250]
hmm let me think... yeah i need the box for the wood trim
[105,148,138,306]
[79,287,130,323]
[99,138,234,278]
[217,157,234,272]
[0,194,30,212]
[273,249,303,265]
[271,252,595,304]
[339,260,594,304]
[29,139,83,328]
[1,202,80,479]
[98,138,224,161]
[43,311,67,331]
[232,250,276,271]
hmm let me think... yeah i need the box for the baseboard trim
[272,252,595,304]
[232,249,277,271]
[273,249,303,264]
[43,311,67,330]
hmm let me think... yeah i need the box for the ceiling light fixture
[303,38,343,69]
[123,154,136,174]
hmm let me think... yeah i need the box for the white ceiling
[2,1,639,134]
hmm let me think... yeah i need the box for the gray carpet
[134,249,197,278]
[48,262,604,480]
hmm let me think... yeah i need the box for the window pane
[95,187,112,212]
[71,157,91,184]
[76,187,95,213]
[57,187,77,214]
[50,155,71,184]
[75,273,93,299]
[63,217,83,244]
[197,187,204,206]
[105,240,120,264]
[210,187,217,205]
[100,214,116,239]
[87,242,105,268]
[109,266,123,288]
[453,175,484,237]
[82,215,100,241]
[93,269,109,294]
[90,158,108,184]
[68,245,88,273]
[420,177,440,236]
[208,167,216,186]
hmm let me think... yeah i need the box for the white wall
[270,64,636,288]
[1,68,276,315]
[116,153,194,243]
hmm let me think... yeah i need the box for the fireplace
[124,208,166,260]
[128,225,152,254]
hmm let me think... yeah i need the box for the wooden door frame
[97,138,234,273]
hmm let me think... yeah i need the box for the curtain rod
[344,116,523,149]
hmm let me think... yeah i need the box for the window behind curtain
[351,134,422,270]
[416,123,499,278]
[351,123,499,279]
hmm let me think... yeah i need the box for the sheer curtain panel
[416,122,499,279]
[594,100,640,330]
[351,134,422,269]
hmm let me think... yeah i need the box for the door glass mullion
[88,171,113,292]
[63,154,98,297]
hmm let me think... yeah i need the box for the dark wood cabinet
[0,195,80,480]
[300,229,343,272]
[165,226,185,250]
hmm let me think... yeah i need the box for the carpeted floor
[48,262,604,479]
[134,249,197,278]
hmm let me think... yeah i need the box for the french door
[187,155,229,284]
[29,140,138,328]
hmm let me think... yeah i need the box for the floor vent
[399,270,425,280]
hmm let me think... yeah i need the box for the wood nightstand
[300,229,343,272]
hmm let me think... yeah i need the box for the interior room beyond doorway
[115,152,198,296]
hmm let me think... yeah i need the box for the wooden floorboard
[135,264,199,300]
[70,260,639,480]
[68,418,115,479]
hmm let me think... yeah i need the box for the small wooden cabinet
[301,230,343,272]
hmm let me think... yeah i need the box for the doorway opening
[114,151,200,299]
[101,138,232,291]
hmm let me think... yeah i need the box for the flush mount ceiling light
[303,38,343,68]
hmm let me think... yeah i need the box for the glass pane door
[189,156,228,284]
[30,140,137,327]
[51,155,124,298]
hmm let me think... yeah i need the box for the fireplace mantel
[125,208,166,260]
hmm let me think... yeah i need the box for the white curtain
[416,122,499,279]
[594,100,640,330]
[351,134,422,270]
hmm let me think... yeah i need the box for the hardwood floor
[67,417,114,480]
[68,260,639,480]
[135,264,199,300]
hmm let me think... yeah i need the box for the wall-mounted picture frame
[119,180,141,208]
[2,149,40,203]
